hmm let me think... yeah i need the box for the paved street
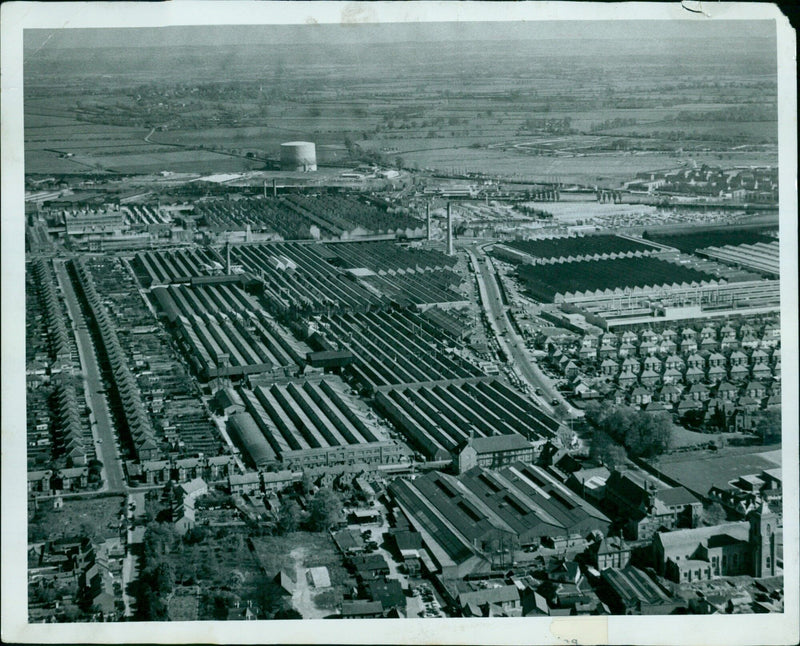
[54,259,127,493]
[468,246,582,420]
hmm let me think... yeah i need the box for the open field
[87,149,261,174]
[651,445,782,496]
[668,425,752,450]
[28,495,126,543]
[24,31,778,180]
[602,120,777,143]
[26,147,262,175]
[378,146,777,185]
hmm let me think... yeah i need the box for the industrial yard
[13,12,793,638]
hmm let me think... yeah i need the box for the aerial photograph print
[2,2,797,645]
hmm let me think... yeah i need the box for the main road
[467,244,582,420]
[54,259,127,493]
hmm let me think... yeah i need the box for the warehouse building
[227,411,279,470]
[235,381,408,471]
[376,378,558,462]
[388,462,610,580]
[152,284,303,380]
[598,566,681,615]
[63,208,125,236]
[571,279,781,327]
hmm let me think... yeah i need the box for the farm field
[24,29,778,180]
[81,149,262,174]
[153,124,355,151]
[380,146,777,185]
[25,111,148,151]
[601,120,777,143]
[25,150,108,175]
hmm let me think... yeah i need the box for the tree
[626,412,672,458]
[753,408,781,444]
[585,404,672,459]
[148,561,175,597]
[79,521,99,543]
[276,500,302,535]
[183,525,207,545]
[298,471,318,496]
[142,523,178,564]
[590,431,627,469]
[557,427,577,450]
[702,502,727,527]
[254,576,287,616]
[274,607,302,619]
[208,590,237,619]
[680,408,706,430]
[305,487,342,532]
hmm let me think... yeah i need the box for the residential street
[54,259,126,493]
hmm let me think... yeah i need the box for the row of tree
[128,524,180,621]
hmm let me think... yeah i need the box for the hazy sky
[24,20,776,51]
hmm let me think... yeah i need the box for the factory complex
[389,463,611,579]
[24,148,785,625]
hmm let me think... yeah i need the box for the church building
[652,501,778,583]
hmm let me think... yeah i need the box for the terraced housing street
[54,259,126,493]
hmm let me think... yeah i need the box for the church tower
[748,500,777,578]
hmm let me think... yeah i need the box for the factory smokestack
[273,179,277,198]
[446,202,454,256]
[426,202,432,241]
[226,241,231,274]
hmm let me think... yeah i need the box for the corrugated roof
[228,412,278,468]
[468,433,533,454]
[601,566,671,607]
[388,462,610,567]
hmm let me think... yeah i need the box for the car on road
[535,388,543,396]
[551,398,560,406]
